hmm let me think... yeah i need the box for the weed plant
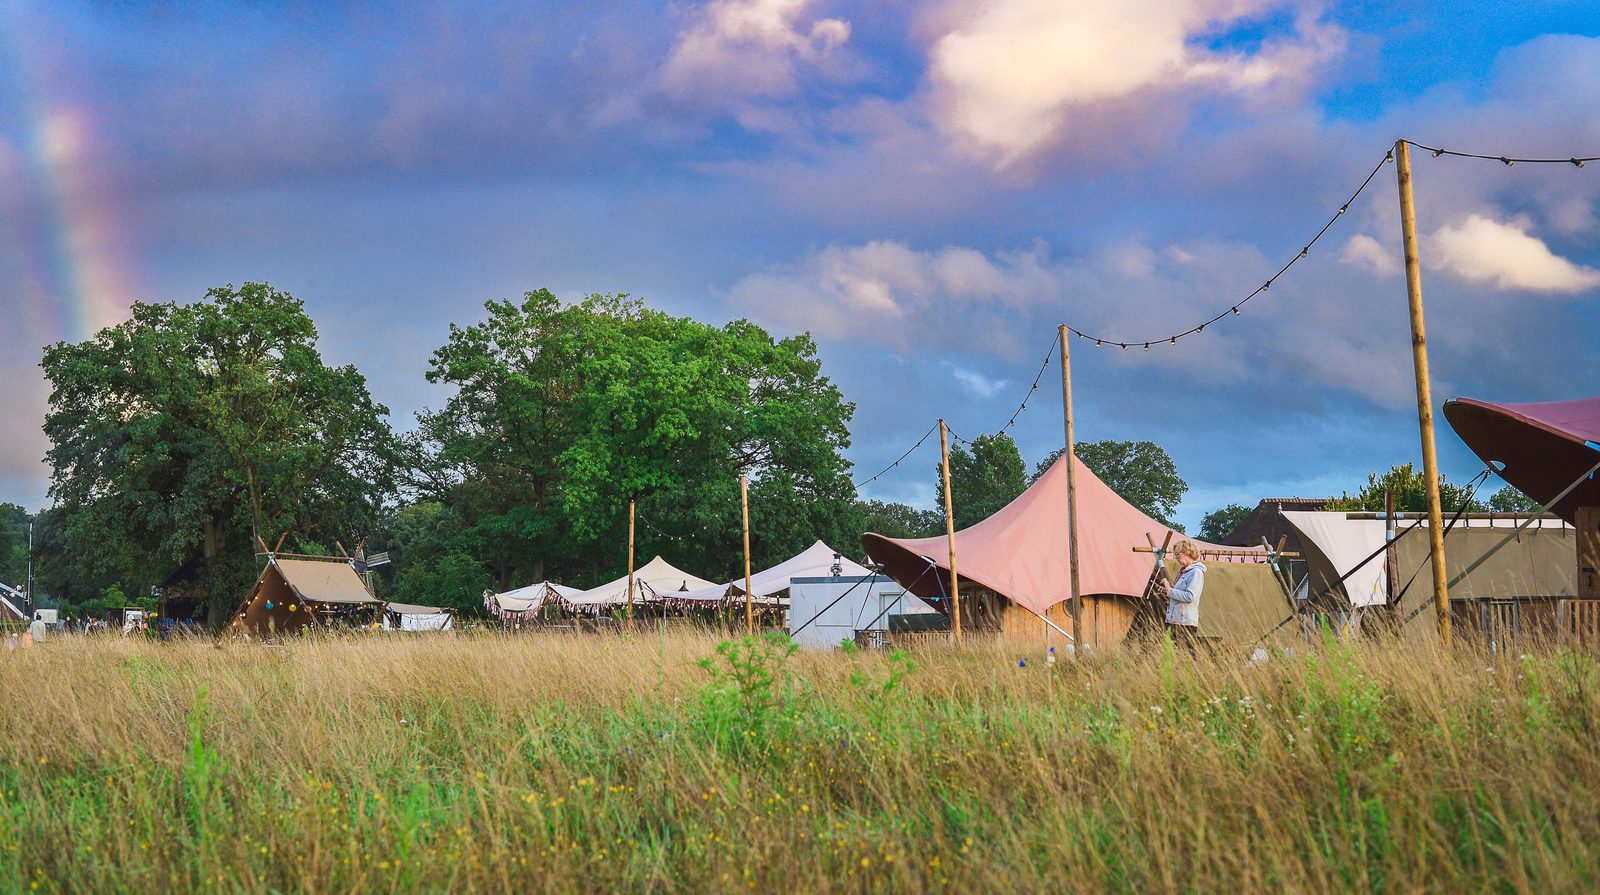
[0,630,1594,892]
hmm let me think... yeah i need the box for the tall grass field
[0,630,1595,893]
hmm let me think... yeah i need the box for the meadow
[0,629,1594,893]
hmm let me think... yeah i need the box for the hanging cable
[851,422,939,491]
[1403,140,1599,167]
[1066,149,1394,349]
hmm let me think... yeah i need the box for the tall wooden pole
[1059,325,1084,657]
[627,499,636,620]
[741,474,753,635]
[939,420,962,644]
[1395,139,1452,646]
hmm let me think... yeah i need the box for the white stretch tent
[787,575,936,650]
[486,582,580,619]
[560,556,716,613]
[670,541,873,605]
[1282,511,1389,607]
[383,602,454,632]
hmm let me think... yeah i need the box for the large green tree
[41,283,397,625]
[1198,503,1252,542]
[1031,439,1188,528]
[1325,463,1485,513]
[0,503,28,587]
[408,291,857,593]
[935,433,1027,529]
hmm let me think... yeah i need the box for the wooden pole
[1395,139,1451,646]
[1059,325,1084,657]
[627,499,636,620]
[741,474,753,636]
[939,419,962,644]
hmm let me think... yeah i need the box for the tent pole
[939,419,962,645]
[627,499,636,622]
[1394,139,1451,647]
[1059,324,1085,658]
[741,474,753,636]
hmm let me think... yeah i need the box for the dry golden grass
[0,628,1595,893]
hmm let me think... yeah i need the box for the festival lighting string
[1064,149,1395,350]
[851,422,939,491]
[852,139,1600,485]
[1402,140,1600,167]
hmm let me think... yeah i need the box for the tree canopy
[1325,463,1485,513]
[1031,439,1188,529]
[1487,486,1543,513]
[396,291,857,609]
[40,283,397,624]
[936,433,1027,530]
[1198,503,1252,542]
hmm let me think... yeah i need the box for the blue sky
[1,0,1598,530]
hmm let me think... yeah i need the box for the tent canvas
[1281,511,1389,607]
[1445,396,1600,524]
[383,602,454,632]
[672,541,873,604]
[561,556,716,612]
[1283,511,1575,610]
[863,454,1260,616]
[487,581,581,617]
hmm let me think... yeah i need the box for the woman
[1157,539,1205,650]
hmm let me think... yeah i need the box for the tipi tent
[863,454,1271,647]
[559,556,716,613]
[227,556,381,638]
[671,541,873,606]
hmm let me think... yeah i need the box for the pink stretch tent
[1445,396,1600,525]
[862,454,1257,615]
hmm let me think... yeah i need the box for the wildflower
[1149,706,1164,715]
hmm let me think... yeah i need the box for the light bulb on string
[1573,159,1586,168]
[1142,343,1149,352]
[1432,149,1444,158]
[1169,337,1176,345]
[1501,157,1514,167]
[1231,307,1240,316]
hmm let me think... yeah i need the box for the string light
[1403,140,1600,166]
[851,422,939,490]
[1061,149,1392,349]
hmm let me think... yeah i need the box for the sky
[1,0,1598,531]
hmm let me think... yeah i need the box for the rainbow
[0,8,139,346]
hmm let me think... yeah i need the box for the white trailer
[786,575,936,650]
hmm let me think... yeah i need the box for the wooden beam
[1059,324,1084,658]
[1395,138,1452,646]
[939,419,962,645]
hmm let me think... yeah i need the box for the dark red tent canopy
[1444,396,1600,524]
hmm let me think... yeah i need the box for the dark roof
[1222,498,1331,549]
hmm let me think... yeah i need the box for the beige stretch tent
[228,556,381,638]
[863,454,1279,648]
[486,582,581,622]
[559,556,716,613]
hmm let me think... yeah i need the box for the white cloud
[927,0,1343,165]
[1426,214,1600,293]
[949,365,1009,398]
[660,0,850,102]
[1339,233,1400,277]
[725,239,1060,353]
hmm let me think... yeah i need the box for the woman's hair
[1172,539,1203,561]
